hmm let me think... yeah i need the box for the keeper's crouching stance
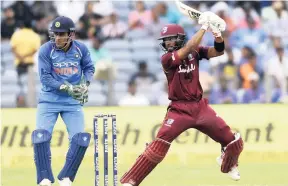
[32,16,95,186]
[120,11,244,186]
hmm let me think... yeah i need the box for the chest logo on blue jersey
[53,61,79,75]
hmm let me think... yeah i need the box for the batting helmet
[158,24,186,52]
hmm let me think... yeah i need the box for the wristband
[214,41,225,52]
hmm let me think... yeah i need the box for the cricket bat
[175,0,202,20]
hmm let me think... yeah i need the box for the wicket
[93,114,118,186]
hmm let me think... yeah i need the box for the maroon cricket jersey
[161,46,209,101]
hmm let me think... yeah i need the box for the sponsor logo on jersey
[53,62,78,68]
[178,64,195,74]
[53,62,79,75]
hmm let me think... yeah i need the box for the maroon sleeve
[197,46,210,60]
[161,51,181,71]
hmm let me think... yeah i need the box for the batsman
[31,16,95,186]
[121,11,244,186]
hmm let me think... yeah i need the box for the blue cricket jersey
[38,40,95,105]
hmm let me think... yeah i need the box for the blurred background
[1,0,288,107]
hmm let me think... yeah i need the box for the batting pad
[121,138,171,186]
[58,132,91,182]
[32,129,55,184]
[221,133,244,173]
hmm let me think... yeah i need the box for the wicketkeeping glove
[75,83,88,105]
[59,81,83,101]
[75,77,89,105]
[80,86,88,105]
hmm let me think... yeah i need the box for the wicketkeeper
[31,16,95,186]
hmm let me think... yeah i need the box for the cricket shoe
[39,179,52,186]
[216,153,240,181]
[58,178,72,186]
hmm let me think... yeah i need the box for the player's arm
[206,16,226,58]
[38,46,63,89]
[81,45,95,85]
[207,36,225,58]
[72,45,95,104]
[177,11,212,60]
[177,28,207,60]
[161,28,207,70]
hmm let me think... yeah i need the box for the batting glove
[209,23,222,37]
[209,16,226,32]
[199,11,226,32]
[198,12,212,30]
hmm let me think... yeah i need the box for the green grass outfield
[2,156,288,186]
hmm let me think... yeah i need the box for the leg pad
[221,133,244,173]
[32,129,55,184]
[57,132,91,182]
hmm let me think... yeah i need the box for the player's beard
[167,47,174,52]
[165,40,178,52]
[166,43,176,52]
